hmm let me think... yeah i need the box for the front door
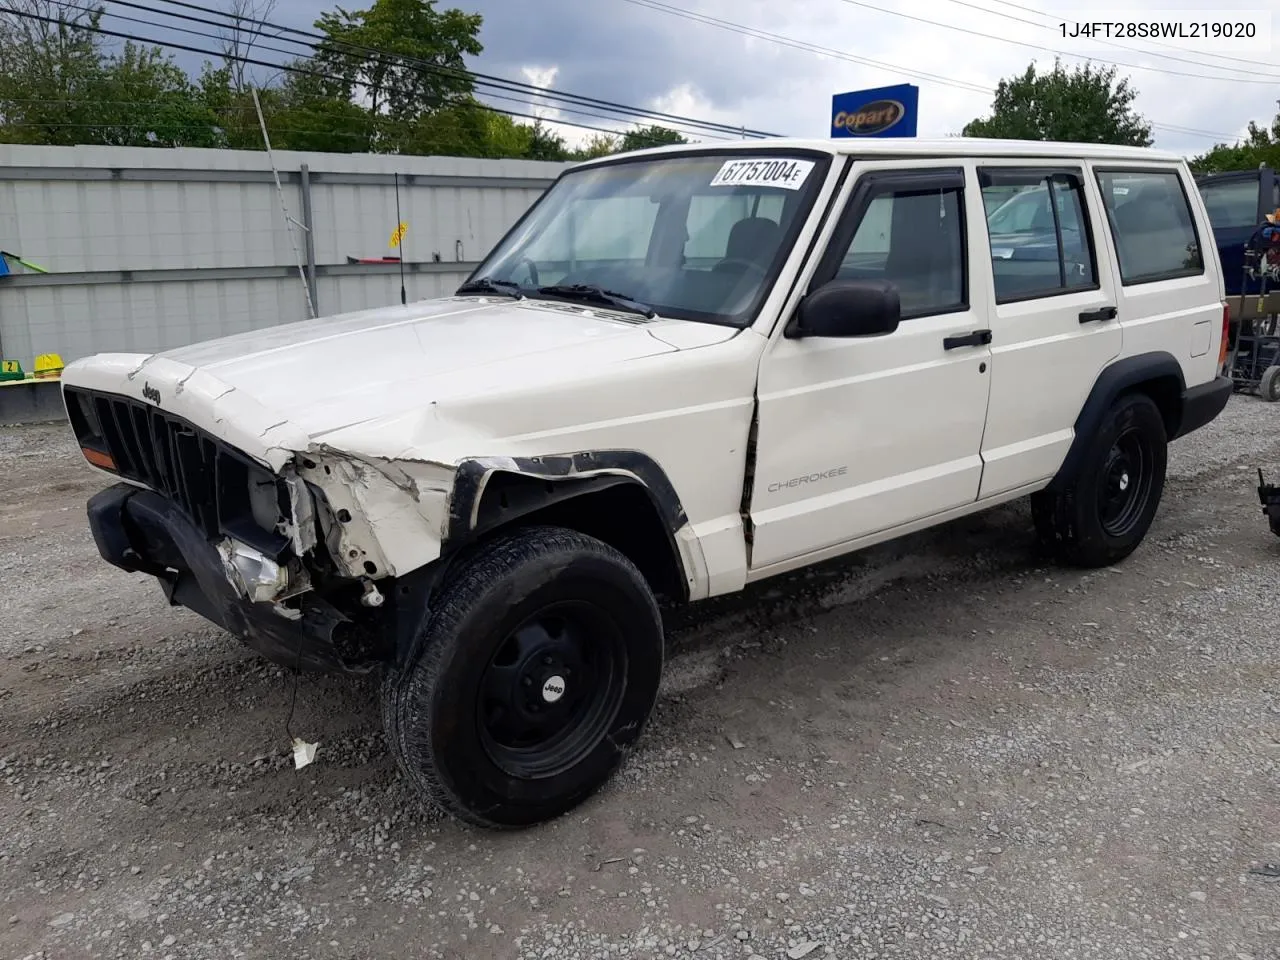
[747,162,994,573]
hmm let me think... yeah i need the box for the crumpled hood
[121,296,736,442]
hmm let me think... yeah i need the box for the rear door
[1195,168,1274,295]
[974,163,1123,498]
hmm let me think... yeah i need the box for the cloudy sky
[447,0,1278,156]
[114,0,1280,157]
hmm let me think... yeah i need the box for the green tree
[399,98,500,156]
[266,65,380,153]
[312,0,482,123]
[962,59,1152,147]
[621,124,687,151]
[1191,113,1280,174]
[481,111,541,158]
[94,43,222,147]
[523,119,568,161]
[0,1,221,147]
[570,132,620,160]
[0,1,114,145]
[0,0,675,163]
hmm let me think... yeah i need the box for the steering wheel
[515,257,540,288]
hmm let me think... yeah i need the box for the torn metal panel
[283,473,318,557]
[297,450,451,580]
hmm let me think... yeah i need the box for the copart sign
[830,83,919,139]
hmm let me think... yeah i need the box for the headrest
[725,216,781,264]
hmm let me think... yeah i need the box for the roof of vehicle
[575,136,1187,168]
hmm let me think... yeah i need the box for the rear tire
[1031,392,1167,568]
[381,526,664,829]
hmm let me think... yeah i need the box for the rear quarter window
[1094,169,1204,285]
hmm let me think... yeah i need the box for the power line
[936,0,1278,78]
[2,5,720,147]
[975,0,1277,72]
[81,0,743,139]
[618,0,1246,143]
[107,0,779,138]
[833,0,1280,85]
[617,0,992,94]
[2,84,733,143]
[78,0,736,140]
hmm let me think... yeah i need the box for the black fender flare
[444,450,690,585]
[1046,351,1185,493]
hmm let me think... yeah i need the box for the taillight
[1218,301,1231,374]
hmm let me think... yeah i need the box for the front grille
[66,386,291,558]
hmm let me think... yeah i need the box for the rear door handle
[943,329,992,350]
[1079,305,1118,324]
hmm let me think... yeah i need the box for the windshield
[463,151,833,326]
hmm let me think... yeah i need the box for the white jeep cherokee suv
[61,138,1233,828]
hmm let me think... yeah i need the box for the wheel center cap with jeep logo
[541,676,566,703]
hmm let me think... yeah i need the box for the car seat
[713,216,782,274]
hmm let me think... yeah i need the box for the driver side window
[832,179,966,319]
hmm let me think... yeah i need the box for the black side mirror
[788,279,901,339]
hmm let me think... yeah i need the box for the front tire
[381,526,664,829]
[1031,392,1167,568]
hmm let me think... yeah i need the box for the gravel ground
[1,399,1278,960]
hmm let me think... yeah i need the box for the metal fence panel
[0,143,568,367]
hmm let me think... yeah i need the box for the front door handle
[1079,305,1118,324]
[943,329,992,350]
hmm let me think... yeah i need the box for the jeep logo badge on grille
[142,383,161,405]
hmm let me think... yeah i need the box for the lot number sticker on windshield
[710,158,815,191]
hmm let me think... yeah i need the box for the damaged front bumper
[87,482,392,673]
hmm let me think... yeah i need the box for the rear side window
[1198,177,1262,230]
[979,168,1098,304]
[1095,169,1204,285]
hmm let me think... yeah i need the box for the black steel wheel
[1031,391,1167,568]
[381,526,663,829]
[1097,427,1157,539]
[477,601,627,780]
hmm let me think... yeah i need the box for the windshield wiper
[535,283,658,319]
[456,276,524,298]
